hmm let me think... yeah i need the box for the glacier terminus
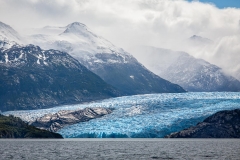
[4,92,240,138]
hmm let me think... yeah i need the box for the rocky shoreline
[0,114,62,138]
[165,109,240,138]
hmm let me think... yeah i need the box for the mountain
[29,22,185,95]
[161,54,240,92]
[133,46,240,92]
[0,21,22,48]
[0,44,121,111]
[182,35,240,83]
[165,109,240,138]
[236,69,240,81]
[188,35,213,45]
[0,114,63,138]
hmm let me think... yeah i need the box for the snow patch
[43,61,48,65]
[19,51,24,59]
[4,53,8,63]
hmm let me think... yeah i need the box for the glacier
[3,92,240,138]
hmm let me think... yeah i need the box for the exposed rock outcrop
[31,107,112,132]
[165,109,240,138]
[0,114,62,138]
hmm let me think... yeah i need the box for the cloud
[0,0,240,79]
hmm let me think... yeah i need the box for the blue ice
[3,92,240,138]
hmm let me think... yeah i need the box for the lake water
[1,139,240,159]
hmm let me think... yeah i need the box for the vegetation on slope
[0,114,62,138]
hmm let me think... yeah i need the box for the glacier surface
[3,92,240,138]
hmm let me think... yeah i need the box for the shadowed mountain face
[0,44,121,111]
[30,22,185,95]
[166,109,240,138]
[87,56,185,94]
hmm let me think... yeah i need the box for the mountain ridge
[133,46,240,92]
[29,22,186,95]
[0,43,121,111]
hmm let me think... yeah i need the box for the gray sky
[0,0,240,77]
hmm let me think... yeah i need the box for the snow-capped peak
[63,22,89,34]
[29,21,134,69]
[66,22,86,28]
[190,35,200,39]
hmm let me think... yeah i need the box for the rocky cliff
[165,109,240,138]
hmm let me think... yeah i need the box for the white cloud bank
[0,0,240,79]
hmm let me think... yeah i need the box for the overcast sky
[0,0,240,77]
[0,0,239,47]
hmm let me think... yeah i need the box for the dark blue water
[1,139,239,159]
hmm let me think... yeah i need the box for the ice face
[3,92,240,138]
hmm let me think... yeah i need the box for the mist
[0,0,239,79]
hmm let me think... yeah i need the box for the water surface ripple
[0,139,239,160]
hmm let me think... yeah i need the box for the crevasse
[4,92,240,138]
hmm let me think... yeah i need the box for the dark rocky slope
[0,44,121,111]
[0,114,62,138]
[31,107,112,132]
[165,109,240,138]
[88,57,185,95]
